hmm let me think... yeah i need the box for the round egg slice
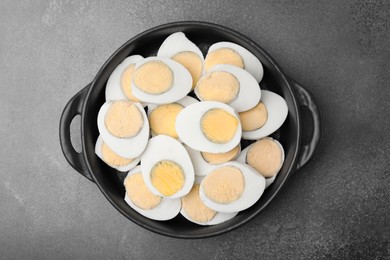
[147,96,199,139]
[157,32,204,89]
[236,137,285,188]
[141,135,194,199]
[180,176,238,225]
[97,101,149,158]
[124,166,181,221]
[199,161,265,213]
[205,42,264,82]
[105,55,144,102]
[95,135,140,172]
[241,90,288,140]
[194,64,261,112]
[131,57,192,104]
[184,144,218,176]
[176,101,242,153]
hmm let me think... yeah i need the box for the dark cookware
[59,21,321,238]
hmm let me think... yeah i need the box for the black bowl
[60,21,321,238]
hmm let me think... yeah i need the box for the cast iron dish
[59,21,321,238]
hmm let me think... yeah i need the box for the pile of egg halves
[95,32,288,225]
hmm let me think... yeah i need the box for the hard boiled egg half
[240,90,288,140]
[176,101,242,153]
[194,64,261,112]
[141,135,195,199]
[105,55,144,102]
[205,41,264,82]
[199,161,265,213]
[124,166,181,221]
[157,32,204,89]
[97,100,149,158]
[147,96,198,139]
[237,137,285,188]
[95,135,140,172]
[131,57,192,104]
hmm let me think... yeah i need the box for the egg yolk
[196,71,240,103]
[201,108,239,144]
[181,184,216,223]
[133,61,173,94]
[246,138,283,178]
[202,166,244,204]
[101,142,133,167]
[125,173,162,210]
[151,160,185,197]
[238,102,268,131]
[149,103,184,139]
[171,51,202,89]
[120,64,140,102]
[204,48,244,71]
[105,101,144,138]
[201,144,240,165]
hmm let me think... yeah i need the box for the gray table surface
[1,0,389,259]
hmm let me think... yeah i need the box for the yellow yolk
[201,108,238,144]
[151,160,185,197]
[171,51,203,89]
[120,64,140,102]
[201,144,240,164]
[181,184,216,223]
[105,101,144,138]
[246,138,283,178]
[149,103,184,138]
[101,142,133,166]
[204,48,244,71]
[202,166,244,204]
[133,61,173,94]
[125,173,162,210]
[238,102,268,131]
[196,71,240,103]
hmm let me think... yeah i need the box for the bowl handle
[59,84,94,182]
[288,78,322,171]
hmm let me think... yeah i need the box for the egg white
[97,101,150,158]
[131,57,193,104]
[183,144,218,176]
[140,135,195,199]
[236,137,285,188]
[124,166,181,221]
[195,64,261,112]
[176,101,242,153]
[207,42,264,82]
[199,161,265,213]
[94,135,140,172]
[105,55,144,101]
[241,90,288,140]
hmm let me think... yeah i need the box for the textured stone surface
[1,0,389,259]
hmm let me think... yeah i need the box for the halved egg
[176,101,242,153]
[194,64,261,112]
[205,42,264,82]
[141,135,194,199]
[199,161,265,213]
[241,90,288,140]
[180,176,238,225]
[147,96,198,139]
[105,55,144,102]
[157,32,204,89]
[97,101,149,158]
[131,57,192,104]
[95,135,140,172]
[236,137,285,188]
[124,166,181,221]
